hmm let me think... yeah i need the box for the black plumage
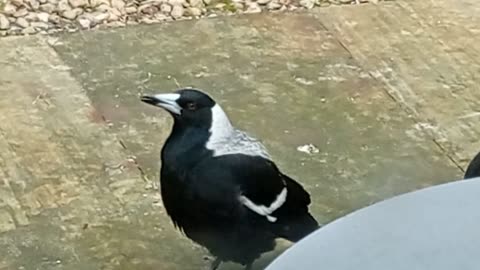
[464,151,480,179]
[141,88,319,269]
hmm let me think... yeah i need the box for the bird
[464,151,480,179]
[141,88,319,270]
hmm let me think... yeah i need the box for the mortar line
[43,35,154,205]
[316,16,465,174]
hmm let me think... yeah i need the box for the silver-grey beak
[141,93,182,115]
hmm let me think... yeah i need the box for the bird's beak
[141,93,182,115]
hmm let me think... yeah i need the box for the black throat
[161,120,212,172]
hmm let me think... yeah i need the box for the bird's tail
[277,212,319,243]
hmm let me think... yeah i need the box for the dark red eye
[186,102,197,110]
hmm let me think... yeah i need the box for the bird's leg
[210,257,222,270]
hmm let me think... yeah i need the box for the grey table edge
[266,177,480,270]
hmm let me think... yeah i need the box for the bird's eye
[186,102,197,111]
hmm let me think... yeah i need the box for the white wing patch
[239,187,288,222]
[206,104,270,159]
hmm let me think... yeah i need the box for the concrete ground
[0,0,479,269]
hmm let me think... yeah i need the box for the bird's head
[141,88,227,129]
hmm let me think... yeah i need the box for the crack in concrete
[318,19,466,175]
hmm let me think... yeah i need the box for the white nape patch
[239,187,288,223]
[153,93,181,115]
[205,104,270,159]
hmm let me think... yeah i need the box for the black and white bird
[141,88,319,270]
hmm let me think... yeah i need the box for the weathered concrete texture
[0,36,208,270]
[52,12,462,217]
[0,0,476,269]
[315,0,480,169]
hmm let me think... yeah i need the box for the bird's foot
[244,263,253,270]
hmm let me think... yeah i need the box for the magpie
[141,88,319,270]
[464,151,480,179]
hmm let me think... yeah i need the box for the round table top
[266,177,480,270]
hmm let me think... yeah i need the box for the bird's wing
[186,159,247,222]
[280,173,312,209]
[188,154,318,241]
[188,154,310,223]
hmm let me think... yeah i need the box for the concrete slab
[0,36,207,270]
[1,0,476,269]
[315,0,480,168]
[52,11,460,219]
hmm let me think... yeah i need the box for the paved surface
[0,0,477,269]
